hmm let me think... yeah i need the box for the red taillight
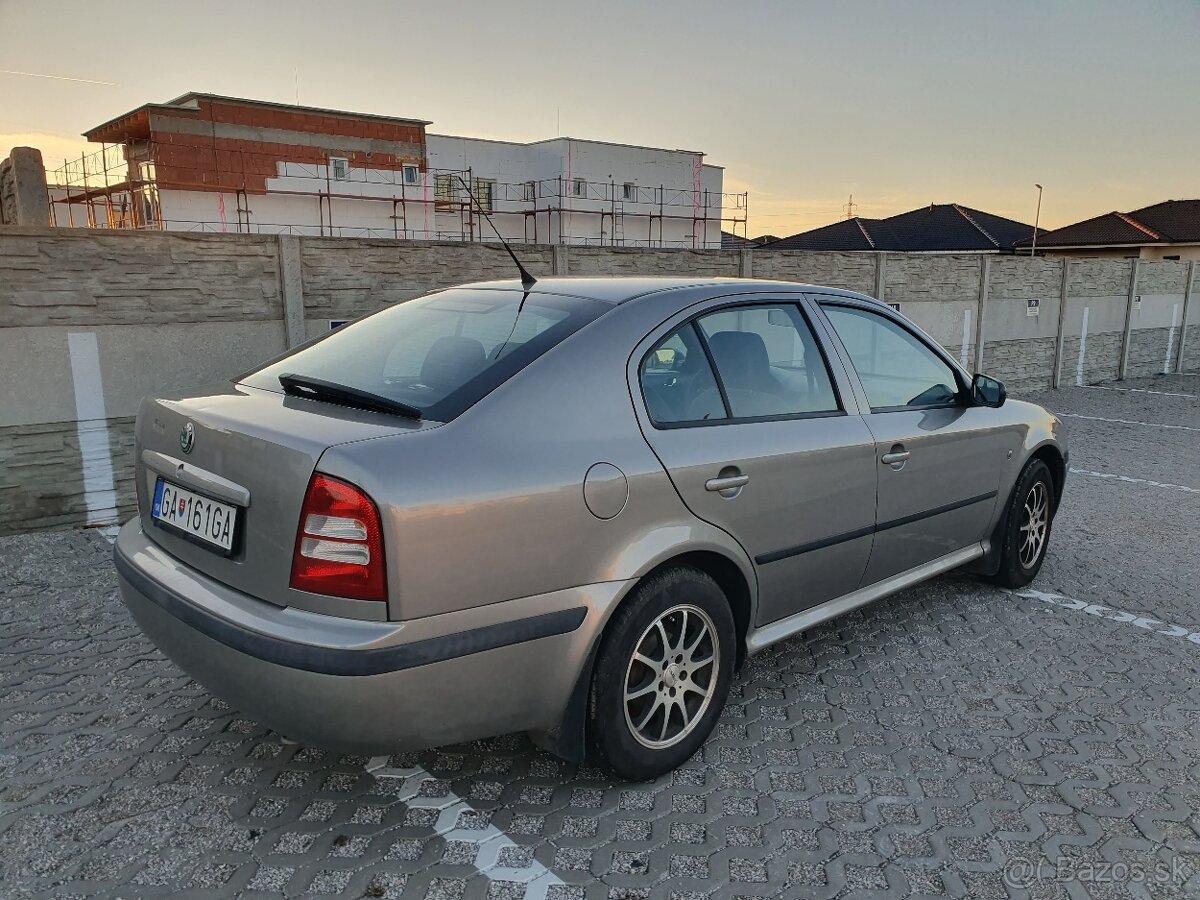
[290,474,387,601]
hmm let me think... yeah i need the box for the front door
[635,299,878,626]
[816,300,1011,584]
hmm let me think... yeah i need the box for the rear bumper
[114,520,625,753]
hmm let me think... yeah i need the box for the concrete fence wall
[1,228,1197,534]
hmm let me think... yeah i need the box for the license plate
[152,479,238,553]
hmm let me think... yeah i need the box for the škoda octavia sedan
[115,277,1066,779]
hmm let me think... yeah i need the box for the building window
[435,174,455,210]
[572,178,586,198]
[523,181,536,202]
[473,178,495,212]
[623,182,637,201]
[329,157,349,180]
[402,164,419,185]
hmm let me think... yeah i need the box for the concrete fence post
[739,248,753,278]
[1178,260,1196,374]
[874,252,886,302]
[551,244,569,276]
[0,147,50,227]
[973,256,991,374]
[278,235,305,348]
[1118,259,1140,381]
[1051,259,1071,389]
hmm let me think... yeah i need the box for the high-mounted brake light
[290,474,386,601]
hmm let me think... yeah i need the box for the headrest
[420,336,486,393]
[706,331,770,386]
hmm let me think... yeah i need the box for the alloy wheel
[623,604,719,750]
[1019,480,1049,568]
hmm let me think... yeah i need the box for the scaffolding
[45,140,750,247]
[47,143,160,230]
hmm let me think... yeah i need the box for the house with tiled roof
[1017,200,1200,260]
[760,204,1034,253]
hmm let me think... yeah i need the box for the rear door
[813,298,1010,584]
[633,297,878,626]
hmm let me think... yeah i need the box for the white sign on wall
[1026,298,1040,317]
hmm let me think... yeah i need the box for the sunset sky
[3,0,1197,238]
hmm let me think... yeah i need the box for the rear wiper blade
[278,373,422,420]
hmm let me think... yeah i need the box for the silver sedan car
[114,277,1066,779]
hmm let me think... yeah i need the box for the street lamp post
[1031,184,1043,257]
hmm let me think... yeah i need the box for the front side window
[243,289,609,422]
[695,305,840,418]
[640,324,726,425]
[822,304,962,410]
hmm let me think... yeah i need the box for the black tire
[987,458,1056,589]
[589,566,736,780]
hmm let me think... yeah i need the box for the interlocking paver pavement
[3,376,1200,898]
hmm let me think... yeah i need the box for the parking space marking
[1058,412,1200,432]
[93,525,119,543]
[1012,588,1200,648]
[1069,467,1200,494]
[1079,384,1198,399]
[366,756,567,898]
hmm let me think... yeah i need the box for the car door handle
[705,474,750,492]
[880,450,911,466]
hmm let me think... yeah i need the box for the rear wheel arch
[536,548,753,765]
[640,551,752,669]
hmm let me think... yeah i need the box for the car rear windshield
[241,288,610,421]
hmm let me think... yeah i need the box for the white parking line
[1079,384,1198,399]
[1011,589,1200,648]
[1058,413,1200,432]
[1069,467,1200,494]
[94,525,120,544]
[367,757,567,898]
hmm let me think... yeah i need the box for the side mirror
[972,373,1006,408]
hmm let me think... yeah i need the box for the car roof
[450,276,876,306]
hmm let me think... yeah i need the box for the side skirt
[745,543,986,653]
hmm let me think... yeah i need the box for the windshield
[242,288,610,421]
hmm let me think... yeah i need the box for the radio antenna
[456,175,537,289]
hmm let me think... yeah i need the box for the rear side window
[641,324,726,424]
[695,305,840,418]
[243,289,609,422]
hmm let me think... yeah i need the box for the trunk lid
[135,382,436,611]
